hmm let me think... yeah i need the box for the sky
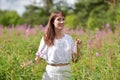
[0,0,76,16]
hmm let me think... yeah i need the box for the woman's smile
[54,16,65,30]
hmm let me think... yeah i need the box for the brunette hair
[44,11,65,46]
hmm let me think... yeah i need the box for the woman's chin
[59,27,64,30]
[56,27,64,30]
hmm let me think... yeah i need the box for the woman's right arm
[35,37,45,65]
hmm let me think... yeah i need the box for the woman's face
[53,16,65,30]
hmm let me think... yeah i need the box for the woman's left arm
[72,39,82,63]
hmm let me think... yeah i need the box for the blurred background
[0,0,120,31]
[0,1,120,80]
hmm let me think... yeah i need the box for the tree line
[0,0,120,30]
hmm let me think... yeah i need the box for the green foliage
[21,1,70,27]
[65,14,79,29]
[0,29,44,79]
[0,27,120,80]
[74,0,118,30]
[87,5,108,30]
[0,11,20,26]
[21,5,48,26]
[115,3,120,24]
[0,0,120,30]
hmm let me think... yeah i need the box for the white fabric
[36,34,76,80]
[36,34,77,64]
[42,64,71,80]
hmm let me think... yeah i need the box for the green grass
[0,28,120,80]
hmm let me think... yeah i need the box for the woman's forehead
[55,13,64,17]
[55,16,64,18]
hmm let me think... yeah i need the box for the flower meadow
[0,25,120,80]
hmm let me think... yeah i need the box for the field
[0,25,120,80]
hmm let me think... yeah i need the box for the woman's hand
[35,56,41,65]
[75,38,82,50]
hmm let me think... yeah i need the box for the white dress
[36,34,77,80]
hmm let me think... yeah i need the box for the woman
[35,11,82,80]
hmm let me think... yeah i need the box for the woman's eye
[57,18,60,21]
[57,18,64,21]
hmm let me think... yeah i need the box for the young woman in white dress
[35,11,82,80]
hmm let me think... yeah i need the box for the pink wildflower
[96,52,101,57]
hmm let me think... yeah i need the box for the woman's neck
[55,30,64,39]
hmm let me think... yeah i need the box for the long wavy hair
[44,11,65,46]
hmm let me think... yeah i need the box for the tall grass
[0,26,120,80]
